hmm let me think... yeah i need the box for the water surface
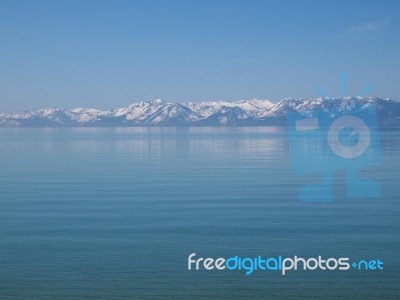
[0,127,399,299]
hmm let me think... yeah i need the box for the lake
[0,127,399,299]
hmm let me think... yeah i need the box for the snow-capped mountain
[0,97,399,127]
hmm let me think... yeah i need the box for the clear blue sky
[0,0,399,112]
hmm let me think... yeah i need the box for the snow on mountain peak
[0,97,398,127]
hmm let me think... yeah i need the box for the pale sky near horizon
[0,0,399,112]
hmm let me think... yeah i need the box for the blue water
[0,127,399,299]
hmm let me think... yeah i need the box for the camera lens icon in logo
[327,115,370,159]
[287,106,381,202]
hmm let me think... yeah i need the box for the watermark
[187,253,384,276]
[287,75,382,202]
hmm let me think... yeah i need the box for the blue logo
[287,76,382,202]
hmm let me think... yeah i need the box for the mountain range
[0,97,399,127]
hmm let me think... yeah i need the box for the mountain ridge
[1,97,399,127]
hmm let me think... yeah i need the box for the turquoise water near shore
[0,127,399,299]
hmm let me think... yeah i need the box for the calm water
[0,127,399,299]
